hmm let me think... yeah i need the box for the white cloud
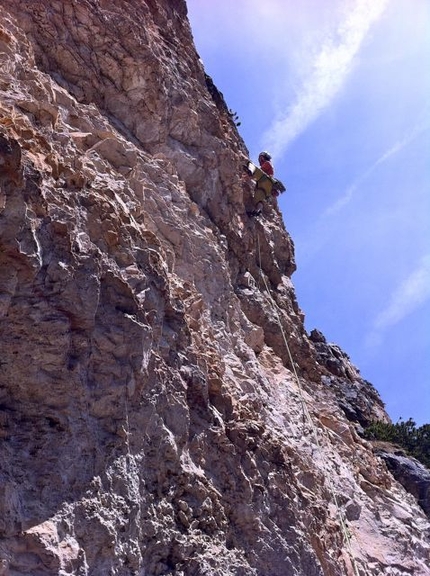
[262,0,390,158]
[323,119,430,217]
[366,254,430,348]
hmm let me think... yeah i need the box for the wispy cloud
[262,0,389,157]
[323,119,430,217]
[366,254,430,348]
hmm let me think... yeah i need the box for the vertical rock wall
[0,1,429,575]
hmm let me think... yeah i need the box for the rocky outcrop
[376,447,430,518]
[309,329,386,427]
[1,1,429,575]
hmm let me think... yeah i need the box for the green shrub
[364,418,430,469]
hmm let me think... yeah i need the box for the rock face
[0,2,429,575]
[376,447,430,518]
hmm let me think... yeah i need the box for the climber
[243,151,285,217]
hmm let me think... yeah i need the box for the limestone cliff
[0,2,429,575]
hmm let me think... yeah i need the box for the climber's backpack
[243,161,286,195]
[271,178,286,194]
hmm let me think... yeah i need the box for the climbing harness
[256,231,360,576]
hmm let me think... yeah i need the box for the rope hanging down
[255,231,360,576]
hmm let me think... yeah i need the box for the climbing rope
[256,230,360,576]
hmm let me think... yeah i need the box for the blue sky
[187,0,430,426]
